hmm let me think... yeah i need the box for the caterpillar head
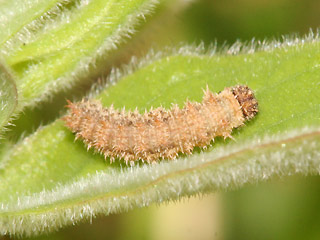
[232,85,259,120]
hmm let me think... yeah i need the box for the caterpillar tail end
[231,85,259,120]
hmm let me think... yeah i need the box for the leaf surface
[0,38,319,236]
[0,62,17,135]
[0,0,159,111]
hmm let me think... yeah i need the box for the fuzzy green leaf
[0,0,159,112]
[0,0,62,45]
[0,61,17,134]
[0,36,320,237]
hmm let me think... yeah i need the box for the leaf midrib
[1,129,318,217]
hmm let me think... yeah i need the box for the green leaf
[0,36,320,237]
[0,61,17,135]
[0,0,159,112]
[0,0,63,45]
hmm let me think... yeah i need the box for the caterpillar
[63,85,258,164]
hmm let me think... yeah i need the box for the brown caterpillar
[63,85,258,164]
